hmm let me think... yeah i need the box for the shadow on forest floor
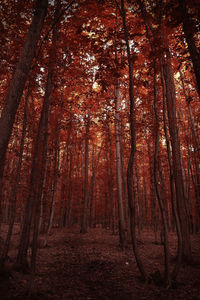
[0,225,200,299]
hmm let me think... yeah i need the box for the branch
[137,0,154,35]
[114,0,122,16]
[34,0,76,64]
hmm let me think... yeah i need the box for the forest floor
[0,224,200,299]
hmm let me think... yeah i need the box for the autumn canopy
[0,0,199,289]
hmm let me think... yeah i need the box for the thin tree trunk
[152,59,170,286]
[44,108,62,247]
[107,123,115,234]
[43,153,60,246]
[120,122,129,225]
[114,80,127,248]
[147,142,159,242]
[120,0,147,281]
[90,143,102,228]
[142,157,148,229]
[160,62,183,281]
[16,84,51,270]
[80,110,90,233]
[135,162,142,241]
[30,100,50,272]
[16,6,59,269]
[161,33,192,260]
[66,150,73,227]
[0,82,30,266]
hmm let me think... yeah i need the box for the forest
[0,0,200,299]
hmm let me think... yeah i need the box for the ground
[0,225,200,299]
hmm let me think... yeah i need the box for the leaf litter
[0,225,200,299]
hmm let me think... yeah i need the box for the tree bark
[16,4,60,269]
[161,34,192,260]
[152,59,170,286]
[135,162,142,241]
[147,142,159,243]
[120,0,147,281]
[0,0,48,220]
[179,0,200,97]
[80,110,90,233]
[161,65,183,280]
[114,80,127,248]
[107,123,115,234]
[0,82,30,266]
[43,138,60,247]
[90,143,102,228]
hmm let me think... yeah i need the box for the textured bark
[44,138,60,247]
[152,60,170,286]
[80,110,90,233]
[147,143,159,243]
[114,80,127,248]
[0,0,48,217]
[142,160,148,228]
[31,103,50,270]
[66,151,73,227]
[178,69,200,232]
[61,123,72,227]
[16,80,51,270]
[161,66,182,280]
[16,4,60,269]
[161,37,192,260]
[90,144,102,228]
[89,144,96,228]
[179,0,200,97]
[0,82,30,266]
[135,163,142,241]
[107,124,115,234]
[137,0,183,279]
[31,1,61,273]
[120,122,129,224]
[120,0,147,281]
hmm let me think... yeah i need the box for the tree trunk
[179,0,200,97]
[107,123,115,234]
[147,142,159,243]
[142,158,148,228]
[135,162,142,241]
[114,80,127,248]
[0,82,30,266]
[90,143,102,228]
[16,5,60,269]
[16,83,51,270]
[43,146,60,246]
[152,59,170,286]
[161,34,192,260]
[66,150,73,227]
[120,0,147,281]
[0,0,48,221]
[80,110,90,233]
[120,122,129,225]
[179,69,200,220]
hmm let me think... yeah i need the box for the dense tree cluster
[0,0,199,287]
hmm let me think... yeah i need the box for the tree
[0,0,48,221]
[161,33,192,260]
[119,0,148,281]
[80,109,91,233]
[178,0,200,97]
[114,79,127,248]
[0,0,199,285]
[16,0,59,269]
